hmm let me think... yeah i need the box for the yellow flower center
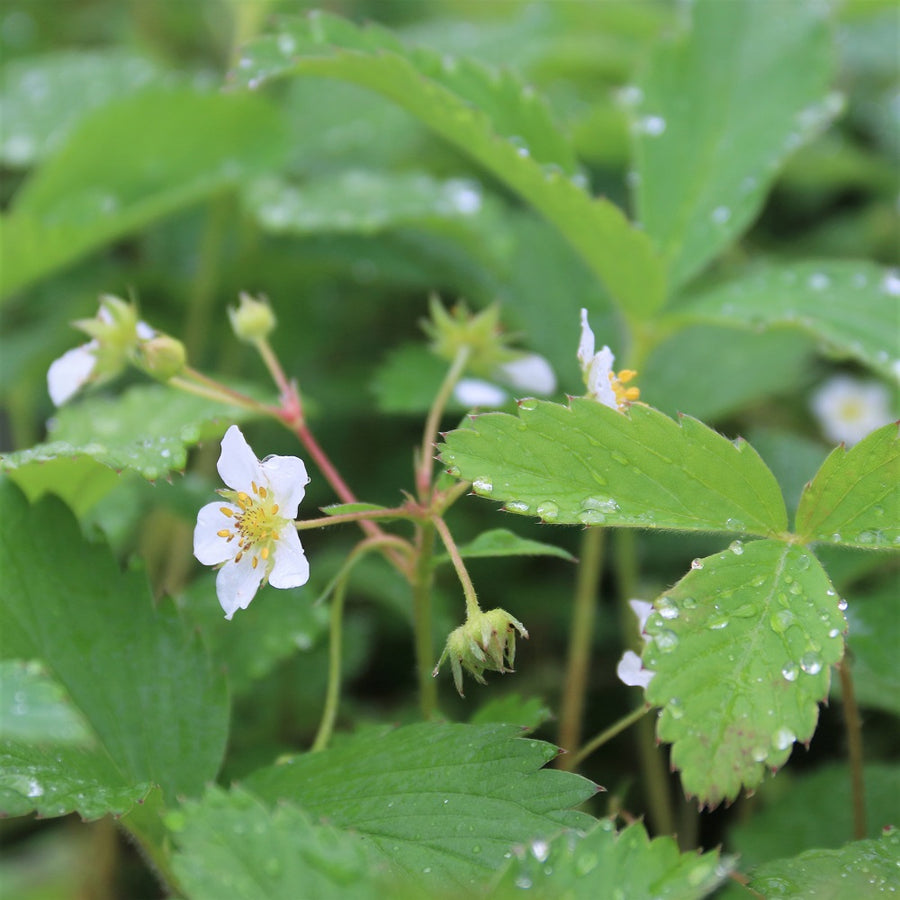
[609,368,640,408]
[216,481,287,571]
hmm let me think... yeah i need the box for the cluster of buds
[433,607,529,696]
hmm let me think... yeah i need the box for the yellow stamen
[251,556,259,569]
[217,529,232,538]
[219,506,234,517]
[258,485,267,499]
[617,369,637,384]
[261,547,269,560]
[271,504,279,515]
[234,550,243,563]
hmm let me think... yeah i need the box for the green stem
[296,509,417,531]
[311,575,348,753]
[557,526,605,768]
[170,368,268,412]
[417,346,471,500]
[568,704,649,769]
[412,521,438,718]
[432,515,480,619]
[614,528,675,837]
[839,659,867,839]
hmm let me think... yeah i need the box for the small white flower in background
[577,308,639,410]
[810,375,894,447]
[47,295,156,406]
[452,352,557,408]
[193,425,310,620]
[616,598,655,689]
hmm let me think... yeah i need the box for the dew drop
[655,629,679,652]
[691,558,704,570]
[830,532,842,543]
[795,554,811,570]
[681,595,698,609]
[707,616,729,630]
[711,205,731,224]
[838,597,848,611]
[881,271,900,296]
[770,609,794,634]
[657,596,679,620]
[726,517,745,532]
[728,540,744,555]
[530,839,549,862]
[635,114,666,136]
[536,501,559,522]
[616,84,643,107]
[277,33,296,55]
[808,272,831,291]
[667,697,685,719]
[505,500,530,514]
[472,477,493,496]
[578,509,605,526]
[800,651,823,675]
[781,663,799,682]
[751,746,769,763]
[518,397,538,411]
[828,627,841,638]
[772,727,796,751]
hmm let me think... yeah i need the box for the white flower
[453,353,557,409]
[616,598,655,689]
[47,343,101,406]
[617,650,654,689]
[46,297,156,406]
[193,425,310,619]
[577,308,639,410]
[810,375,894,447]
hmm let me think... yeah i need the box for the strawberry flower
[193,425,310,619]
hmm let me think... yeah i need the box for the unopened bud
[229,292,277,342]
[136,334,187,380]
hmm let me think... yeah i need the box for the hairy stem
[412,521,438,718]
[311,575,348,753]
[432,515,480,619]
[839,659,867,839]
[557,526,605,769]
[417,346,471,500]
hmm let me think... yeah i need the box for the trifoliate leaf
[642,540,846,807]
[675,261,900,381]
[795,422,899,549]
[748,828,900,898]
[436,528,576,564]
[246,722,597,890]
[633,0,836,291]
[232,12,664,317]
[489,820,730,899]
[0,481,228,818]
[439,399,787,536]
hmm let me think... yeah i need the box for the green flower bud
[229,292,277,342]
[433,608,528,696]
[135,334,187,381]
[422,296,519,375]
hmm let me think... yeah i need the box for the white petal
[259,454,309,516]
[268,525,310,589]
[628,599,654,635]
[217,425,263,492]
[810,375,894,446]
[617,650,654,688]
[576,308,595,367]
[47,343,97,406]
[454,378,509,408]
[587,347,618,409]
[136,320,156,340]
[216,555,265,619]
[497,354,557,395]
[193,502,236,566]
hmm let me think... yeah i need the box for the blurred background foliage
[1,0,897,896]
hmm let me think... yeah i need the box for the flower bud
[433,607,528,696]
[135,334,187,381]
[229,292,277,342]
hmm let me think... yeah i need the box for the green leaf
[439,398,788,536]
[489,820,729,900]
[246,722,597,890]
[795,423,899,549]
[0,481,228,816]
[642,540,846,806]
[0,49,167,167]
[841,580,900,716]
[233,12,665,317]
[632,0,836,290]
[437,528,576,564]
[672,261,900,380]
[1,89,287,299]
[469,694,553,731]
[0,660,92,745]
[0,384,260,511]
[748,828,900,898]
[170,787,382,900]
[729,763,900,869]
